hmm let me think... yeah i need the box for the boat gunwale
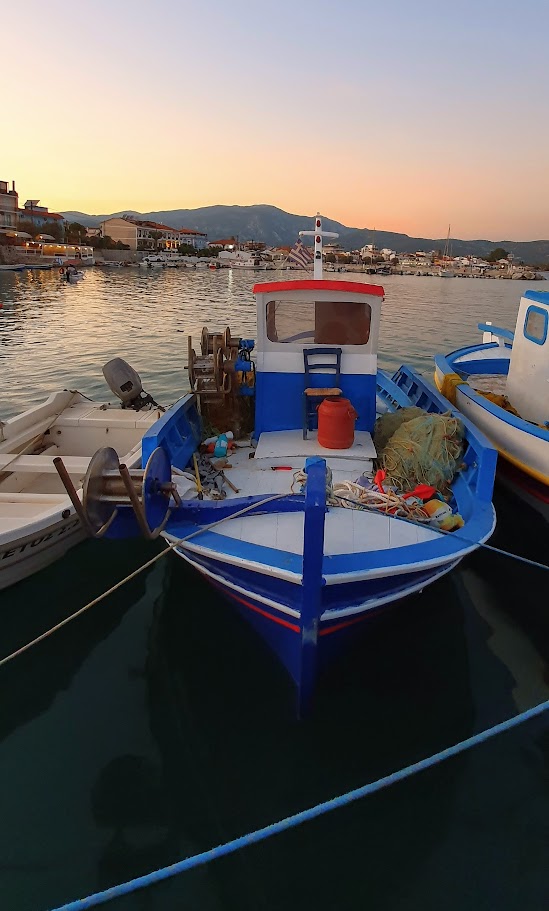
[435,352,549,443]
[164,497,496,585]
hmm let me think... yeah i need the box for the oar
[192,453,203,500]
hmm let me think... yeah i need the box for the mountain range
[60,204,549,264]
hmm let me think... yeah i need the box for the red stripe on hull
[204,572,375,639]
[319,613,371,636]
[208,577,301,633]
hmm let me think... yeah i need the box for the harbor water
[0,268,548,910]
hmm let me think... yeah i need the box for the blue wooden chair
[302,347,342,439]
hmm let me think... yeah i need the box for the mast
[444,224,451,263]
[299,213,339,279]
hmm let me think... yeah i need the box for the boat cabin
[252,279,384,437]
[506,290,549,424]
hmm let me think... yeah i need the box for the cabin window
[266,300,371,345]
[524,306,548,346]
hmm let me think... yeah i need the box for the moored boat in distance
[230,258,269,270]
[61,266,85,283]
[437,224,454,276]
[434,289,549,517]
[53,214,497,717]
[0,361,165,589]
[140,254,166,268]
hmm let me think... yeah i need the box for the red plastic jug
[318,397,358,449]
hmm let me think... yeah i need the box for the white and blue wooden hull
[43,222,500,717]
[132,368,496,716]
[167,538,460,694]
[440,385,549,487]
[435,292,549,512]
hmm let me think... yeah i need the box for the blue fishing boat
[434,289,549,515]
[54,215,497,716]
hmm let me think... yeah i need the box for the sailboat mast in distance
[438,225,453,277]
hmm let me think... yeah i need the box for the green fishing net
[375,409,465,494]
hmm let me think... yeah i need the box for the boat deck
[210,506,438,557]
[466,374,508,395]
[208,430,376,500]
[175,429,439,560]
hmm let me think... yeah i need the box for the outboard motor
[102,357,164,411]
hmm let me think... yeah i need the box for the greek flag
[286,238,314,270]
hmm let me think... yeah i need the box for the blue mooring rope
[48,697,549,911]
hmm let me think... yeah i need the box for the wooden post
[298,456,327,718]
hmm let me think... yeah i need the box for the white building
[99,217,207,251]
[0,179,18,232]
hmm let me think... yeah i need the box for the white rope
[0,493,287,669]
[291,469,431,522]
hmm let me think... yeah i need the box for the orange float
[317,397,357,449]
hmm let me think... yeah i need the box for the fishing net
[377,411,465,494]
[373,406,425,452]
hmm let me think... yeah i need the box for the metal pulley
[201,326,224,356]
[54,446,180,540]
[187,342,220,394]
[223,326,241,351]
[220,347,238,373]
[202,326,241,355]
[187,326,245,396]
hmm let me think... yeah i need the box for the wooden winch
[186,325,256,438]
[187,326,244,396]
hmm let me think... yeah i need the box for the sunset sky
[5,0,549,240]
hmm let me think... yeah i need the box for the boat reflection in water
[143,552,476,909]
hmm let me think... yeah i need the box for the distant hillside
[61,205,549,264]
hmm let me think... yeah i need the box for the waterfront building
[264,246,291,267]
[360,243,378,260]
[99,216,207,251]
[209,238,237,250]
[0,180,19,233]
[18,199,64,233]
[18,241,94,264]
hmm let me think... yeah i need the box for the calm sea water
[0,268,548,911]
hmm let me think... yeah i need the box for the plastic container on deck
[318,397,357,449]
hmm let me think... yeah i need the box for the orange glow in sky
[4,1,549,241]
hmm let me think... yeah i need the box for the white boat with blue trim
[54,215,497,716]
[434,289,549,514]
[0,362,164,590]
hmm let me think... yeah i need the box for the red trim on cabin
[252,280,385,297]
[209,577,301,632]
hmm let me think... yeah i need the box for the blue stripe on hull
[175,547,457,694]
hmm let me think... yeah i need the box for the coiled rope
[292,470,446,522]
[47,696,549,911]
